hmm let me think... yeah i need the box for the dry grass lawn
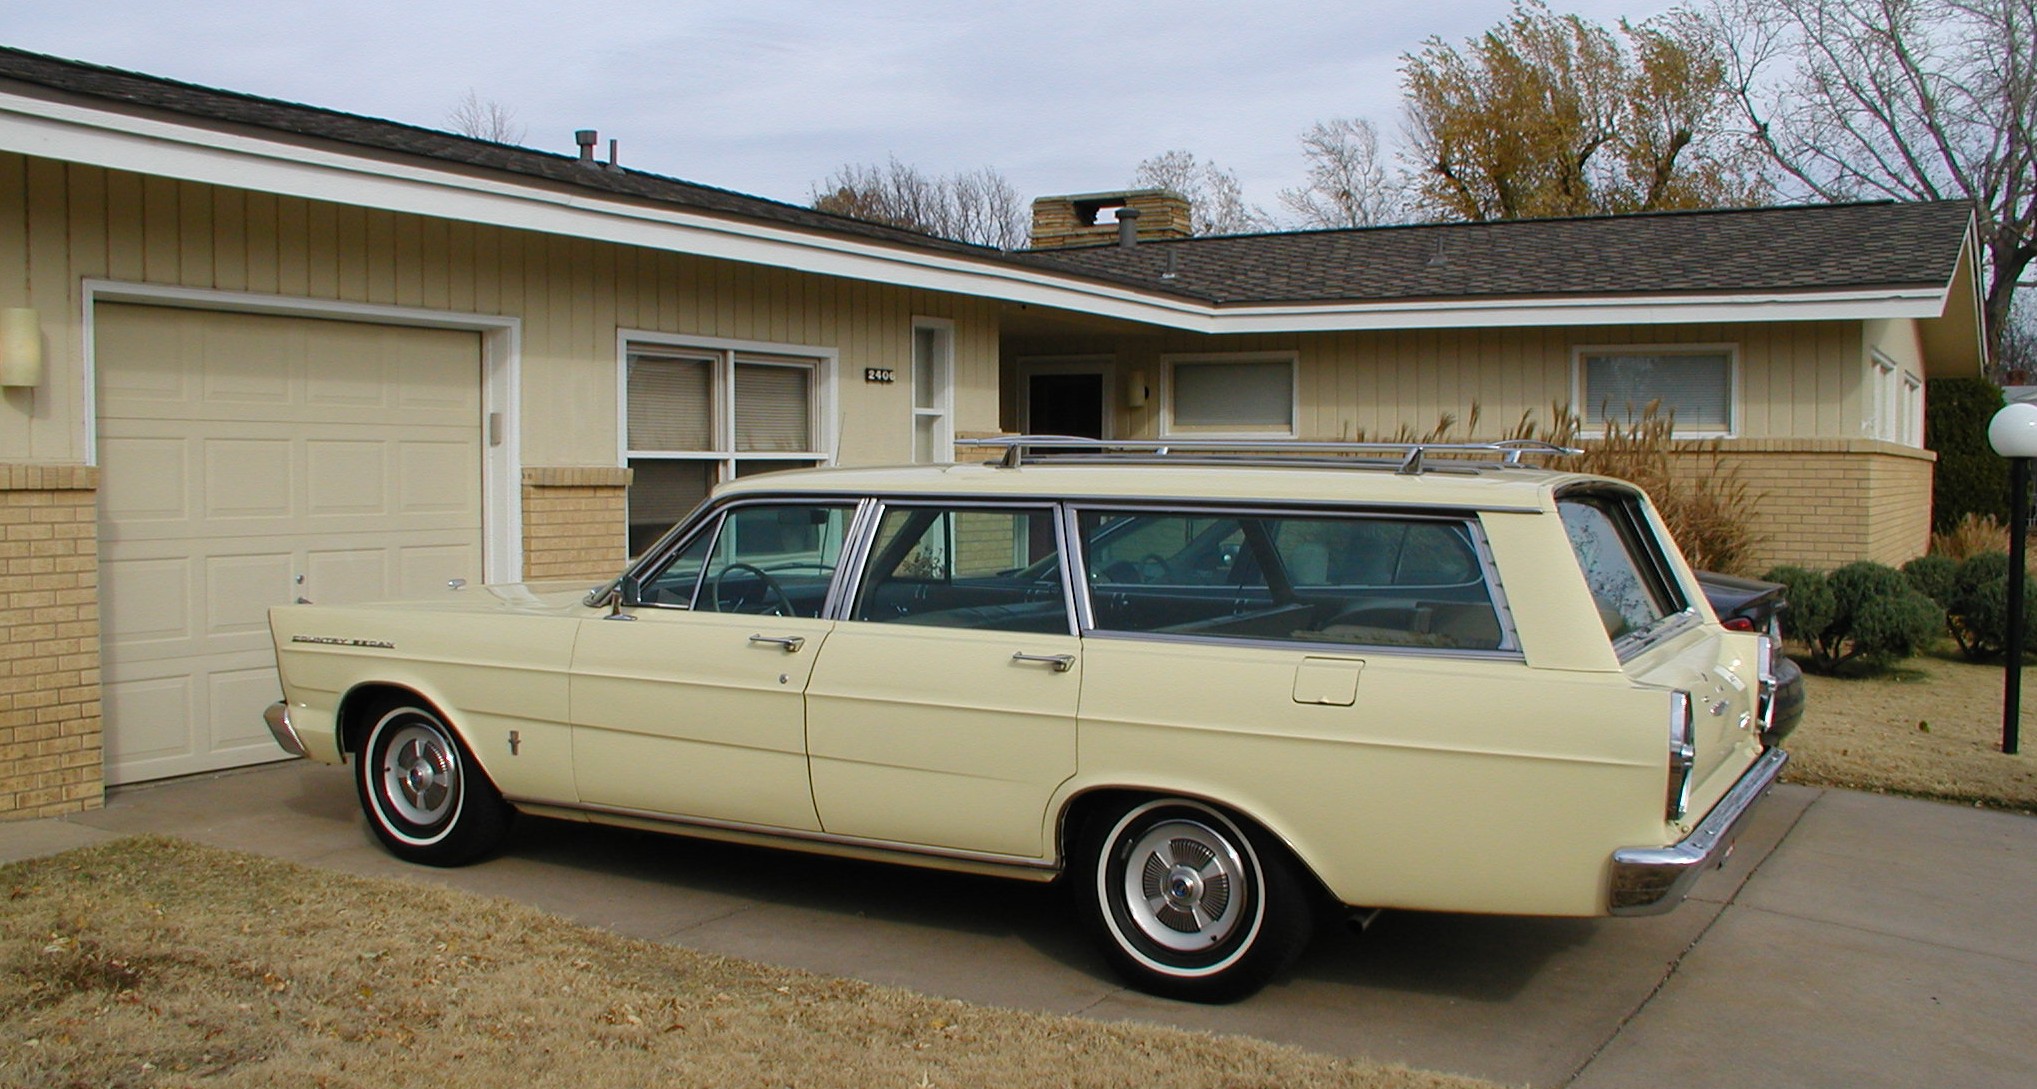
[0,837,1498,1089]
[1783,647,2037,813]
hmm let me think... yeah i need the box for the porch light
[0,307,43,389]
[1986,401,2037,754]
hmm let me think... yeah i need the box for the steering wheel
[1138,553,1172,582]
[710,562,796,616]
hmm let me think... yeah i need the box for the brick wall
[522,467,631,583]
[1669,440,1935,571]
[0,465,102,819]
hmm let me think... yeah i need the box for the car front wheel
[1081,797,1312,1002]
[356,703,510,866]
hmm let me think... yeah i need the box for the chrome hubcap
[1121,818,1247,952]
[381,722,458,826]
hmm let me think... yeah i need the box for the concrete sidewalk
[4,761,2033,1087]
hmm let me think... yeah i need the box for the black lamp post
[1986,402,2037,755]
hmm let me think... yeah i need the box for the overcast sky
[7,1,1675,216]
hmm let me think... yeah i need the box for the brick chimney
[1029,189,1192,249]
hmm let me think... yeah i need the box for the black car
[1696,570,1806,745]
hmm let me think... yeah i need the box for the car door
[569,499,854,830]
[803,502,1078,858]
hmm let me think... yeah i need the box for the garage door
[96,303,485,784]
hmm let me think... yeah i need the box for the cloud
[5,0,1673,207]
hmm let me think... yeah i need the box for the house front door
[1026,371,1107,439]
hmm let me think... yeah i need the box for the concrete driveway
[5,761,2034,1087]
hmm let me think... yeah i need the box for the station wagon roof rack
[955,435,1583,475]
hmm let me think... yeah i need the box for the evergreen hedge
[1926,377,2008,535]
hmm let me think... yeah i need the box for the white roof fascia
[0,88,1958,336]
[1203,287,1955,333]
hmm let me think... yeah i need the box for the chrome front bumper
[1608,746,1789,915]
[263,701,308,758]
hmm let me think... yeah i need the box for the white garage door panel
[98,303,484,784]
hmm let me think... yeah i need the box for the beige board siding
[1005,319,1879,444]
[0,465,102,819]
[0,153,1003,472]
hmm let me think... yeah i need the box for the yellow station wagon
[264,438,1791,1001]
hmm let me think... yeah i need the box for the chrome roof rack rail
[955,436,1581,474]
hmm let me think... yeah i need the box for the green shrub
[1766,564,1836,644]
[1767,561,1942,673]
[1921,551,2037,661]
[1925,378,2008,536]
[1902,552,1958,610]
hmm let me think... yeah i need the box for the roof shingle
[1018,202,1975,305]
[0,45,1973,308]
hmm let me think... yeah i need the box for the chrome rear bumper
[1608,746,1788,915]
[263,701,308,758]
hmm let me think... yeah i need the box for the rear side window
[1558,493,1686,643]
[1079,509,1505,650]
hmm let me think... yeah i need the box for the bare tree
[2001,285,2037,380]
[810,157,1027,249]
[1132,150,1274,236]
[1708,0,2037,357]
[1278,118,1408,228]
[448,89,526,145]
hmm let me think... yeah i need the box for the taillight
[1754,634,1778,744]
[1720,616,1756,632]
[1666,690,1697,821]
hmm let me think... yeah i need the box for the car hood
[306,581,601,618]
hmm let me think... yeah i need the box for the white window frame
[1900,370,1923,447]
[1867,350,1925,447]
[1159,351,1300,439]
[1571,343,1738,439]
[1868,352,1899,442]
[617,329,836,541]
[911,317,954,463]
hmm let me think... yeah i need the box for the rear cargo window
[1078,509,1505,650]
[1558,493,1685,643]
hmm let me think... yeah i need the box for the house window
[1162,353,1297,438]
[1867,352,1924,446]
[622,338,829,556]
[912,318,954,463]
[1576,346,1734,435]
[1902,372,1923,446]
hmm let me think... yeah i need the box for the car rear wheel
[1080,797,1312,1002]
[356,704,510,866]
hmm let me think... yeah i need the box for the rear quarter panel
[1069,636,1671,916]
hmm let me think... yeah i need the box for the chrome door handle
[1010,652,1076,673]
[749,633,806,653]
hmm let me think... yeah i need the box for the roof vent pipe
[575,129,598,162]
[1116,206,1141,248]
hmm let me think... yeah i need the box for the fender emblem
[291,635,396,650]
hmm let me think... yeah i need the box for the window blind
[735,362,812,452]
[627,354,713,451]
[1582,353,1730,431]
[1172,360,1293,430]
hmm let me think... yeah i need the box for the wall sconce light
[1126,369,1147,409]
[0,308,44,389]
